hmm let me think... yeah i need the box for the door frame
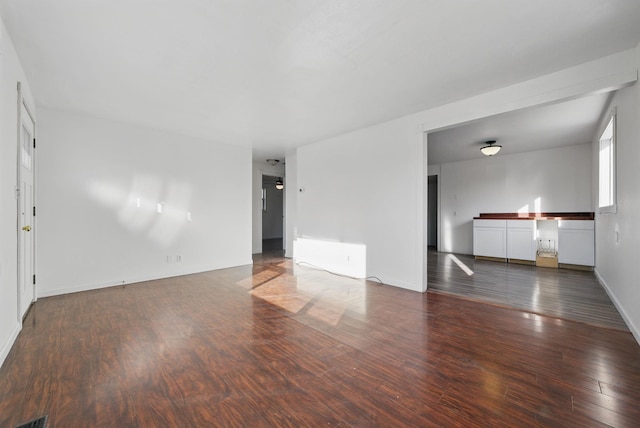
[17,81,37,322]
[427,174,439,250]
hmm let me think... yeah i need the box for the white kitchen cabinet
[558,220,595,266]
[473,220,507,258]
[506,220,536,261]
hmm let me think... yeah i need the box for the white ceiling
[428,91,613,164]
[1,1,639,160]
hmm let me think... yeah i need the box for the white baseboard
[0,322,21,370]
[594,268,640,345]
[38,259,254,298]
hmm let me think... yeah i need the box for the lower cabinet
[473,219,536,261]
[473,218,595,268]
[473,220,506,258]
[558,220,595,266]
[506,220,536,261]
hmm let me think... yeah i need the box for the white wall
[296,49,637,293]
[297,118,425,291]
[284,154,297,258]
[594,42,640,343]
[436,143,592,254]
[251,161,284,254]
[37,108,252,296]
[0,19,35,367]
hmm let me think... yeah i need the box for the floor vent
[15,415,48,428]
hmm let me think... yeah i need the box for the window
[21,124,32,171]
[262,188,267,212]
[598,111,616,213]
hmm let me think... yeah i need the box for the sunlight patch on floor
[448,254,474,276]
[235,269,282,289]
[247,265,367,326]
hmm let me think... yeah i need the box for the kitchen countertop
[473,212,594,220]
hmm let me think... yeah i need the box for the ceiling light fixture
[266,159,280,166]
[480,140,502,156]
[275,178,284,190]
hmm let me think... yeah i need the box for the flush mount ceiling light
[275,178,284,190]
[480,140,502,156]
[266,159,280,166]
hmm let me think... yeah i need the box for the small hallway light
[480,140,502,156]
[275,178,284,190]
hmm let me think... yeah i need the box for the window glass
[21,125,32,171]
[598,114,615,212]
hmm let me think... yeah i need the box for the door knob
[22,225,31,232]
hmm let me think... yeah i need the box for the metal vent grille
[15,415,47,428]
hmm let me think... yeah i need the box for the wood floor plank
[427,250,629,330]
[1,252,639,427]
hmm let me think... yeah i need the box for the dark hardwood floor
[261,238,284,254]
[427,250,628,331]
[1,253,640,427]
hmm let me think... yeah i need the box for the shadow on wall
[87,173,193,248]
[518,197,542,215]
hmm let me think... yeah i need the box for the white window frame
[598,109,616,214]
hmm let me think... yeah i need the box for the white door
[18,102,35,320]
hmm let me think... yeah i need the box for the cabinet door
[558,220,594,266]
[558,229,595,266]
[507,225,536,261]
[473,220,507,258]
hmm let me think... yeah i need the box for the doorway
[427,175,438,250]
[17,85,36,321]
[261,175,284,255]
